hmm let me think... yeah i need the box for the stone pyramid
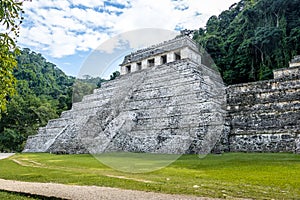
[23,36,227,154]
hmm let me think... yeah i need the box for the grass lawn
[0,191,31,200]
[0,153,299,199]
[0,190,40,200]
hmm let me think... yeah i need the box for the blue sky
[19,0,239,78]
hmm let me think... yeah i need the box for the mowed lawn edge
[0,153,299,199]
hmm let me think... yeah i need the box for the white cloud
[68,0,104,8]
[19,0,239,58]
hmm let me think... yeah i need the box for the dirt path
[0,153,15,160]
[0,179,220,200]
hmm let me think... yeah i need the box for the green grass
[0,191,30,200]
[0,153,299,199]
[0,190,39,200]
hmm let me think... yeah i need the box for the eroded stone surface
[227,61,300,153]
[24,58,226,154]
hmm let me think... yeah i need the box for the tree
[110,71,120,80]
[0,0,28,118]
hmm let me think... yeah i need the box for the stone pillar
[120,66,126,75]
[142,60,148,69]
[155,56,161,66]
[181,47,189,59]
[167,52,175,63]
[131,63,138,72]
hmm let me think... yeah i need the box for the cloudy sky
[19,0,239,78]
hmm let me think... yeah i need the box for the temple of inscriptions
[23,36,300,154]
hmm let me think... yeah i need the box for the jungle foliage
[0,48,75,152]
[193,0,300,84]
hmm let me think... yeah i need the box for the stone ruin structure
[227,55,300,153]
[23,36,300,154]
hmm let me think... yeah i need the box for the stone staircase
[227,70,300,152]
[23,58,226,154]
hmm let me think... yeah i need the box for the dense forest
[193,0,300,84]
[0,49,74,152]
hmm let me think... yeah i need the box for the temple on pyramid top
[120,35,201,75]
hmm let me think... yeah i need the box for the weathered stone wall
[226,66,300,153]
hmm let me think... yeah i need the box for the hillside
[193,0,300,85]
[0,48,75,152]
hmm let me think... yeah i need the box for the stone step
[230,128,300,135]
[124,102,224,118]
[132,82,202,100]
[125,90,224,110]
[99,70,148,89]
[23,133,58,152]
[72,98,110,110]
[46,118,73,129]
[227,88,300,105]
[61,108,100,118]
[87,63,221,106]
[80,92,117,104]
[78,76,222,111]
[142,70,195,85]
[124,127,213,138]
[94,75,148,96]
[41,127,69,136]
[128,112,223,130]
[231,125,300,134]
[134,79,224,100]
[146,65,194,80]
[111,67,189,90]
[229,133,296,152]
[231,111,300,129]
[227,100,300,113]
[43,123,77,136]
[227,79,300,94]
[133,109,224,122]
[82,88,115,102]
[93,85,116,94]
